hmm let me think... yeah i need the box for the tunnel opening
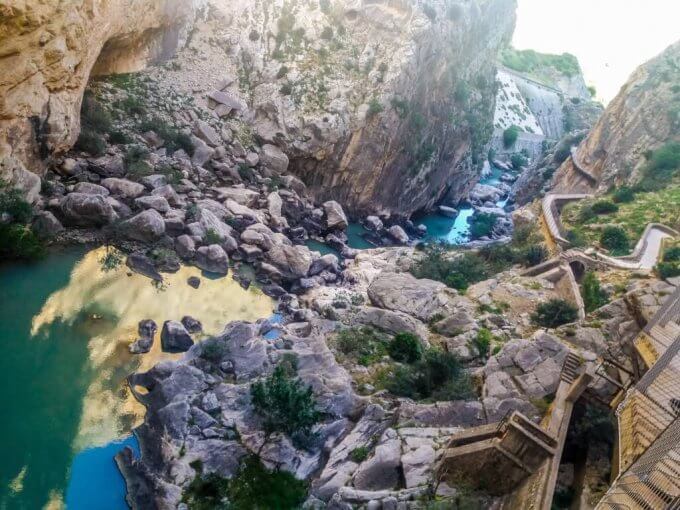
[569,260,586,283]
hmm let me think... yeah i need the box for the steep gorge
[1,0,516,217]
[552,40,680,193]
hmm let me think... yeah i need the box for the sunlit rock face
[0,0,206,172]
[31,248,273,450]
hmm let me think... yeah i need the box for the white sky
[513,0,680,104]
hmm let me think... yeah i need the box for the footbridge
[595,286,680,509]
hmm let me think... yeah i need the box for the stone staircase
[436,352,592,508]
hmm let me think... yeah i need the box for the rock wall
[552,40,680,193]
[0,0,206,174]
[193,0,517,216]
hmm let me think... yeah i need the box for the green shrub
[469,213,497,239]
[98,248,123,272]
[638,141,680,190]
[320,26,333,39]
[510,153,528,169]
[577,205,596,223]
[612,186,635,203]
[276,65,289,79]
[566,229,586,247]
[0,182,32,223]
[581,271,609,313]
[519,245,548,267]
[138,117,194,155]
[250,365,321,440]
[367,98,384,118]
[182,455,307,510]
[0,224,45,261]
[383,348,473,401]
[204,228,223,245]
[503,125,520,148]
[590,200,618,214]
[531,299,579,328]
[75,130,106,156]
[600,226,629,254]
[108,130,132,145]
[349,446,370,463]
[388,332,423,363]
[81,93,113,133]
[411,246,490,292]
[663,246,680,262]
[336,327,389,365]
[472,328,492,359]
[656,261,680,279]
[115,94,146,116]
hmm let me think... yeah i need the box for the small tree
[600,226,629,254]
[250,365,321,441]
[612,187,635,203]
[581,271,609,313]
[590,200,618,214]
[388,332,423,363]
[472,328,492,359]
[531,299,578,328]
[469,213,497,239]
[503,125,520,148]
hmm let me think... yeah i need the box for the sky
[513,0,680,104]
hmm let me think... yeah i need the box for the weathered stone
[32,211,64,239]
[195,120,221,147]
[195,244,229,275]
[260,144,289,174]
[120,209,165,242]
[101,178,145,199]
[161,320,194,353]
[266,244,313,280]
[175,235,196,259]
[352,430,401,491]
[73,182,109,196]
[135,195,170,213]
[323,201,348,230]
[59,193,117,227]
[387,225,409,244]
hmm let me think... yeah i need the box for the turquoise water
[65,436,139,510]
[0,247,274,509]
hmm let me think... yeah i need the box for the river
[0,247,274,509]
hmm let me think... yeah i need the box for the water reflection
[30,247,274,451]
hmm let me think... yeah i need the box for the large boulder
[195,244,229,275]
[135,195,170,213]
[59,193,117,227]
[266,244,313,280]
[260,144,289,174]
[161,320,194,353]
[216,187,259,207]
[73,182,109,196]
[120,209,166,242]
[367,272,460,321]
[32,211,64,239]
[101,178,145,199]
[323,201,348,230]
[0,157,41,204]
[352,429,401,491]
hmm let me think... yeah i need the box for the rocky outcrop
[0,0,206,171]
[552,40,680,193]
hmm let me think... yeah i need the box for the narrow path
[541,194,678,270]
[569,147,598,184]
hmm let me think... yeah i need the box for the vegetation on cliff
[501,47,581,79]
[0,181,44,261]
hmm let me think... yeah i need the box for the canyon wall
[0,0,206,174]
[552,40,680,193]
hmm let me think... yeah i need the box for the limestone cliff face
[552,40,680,193]
[0,0,206,173]
[203,0,516,216]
